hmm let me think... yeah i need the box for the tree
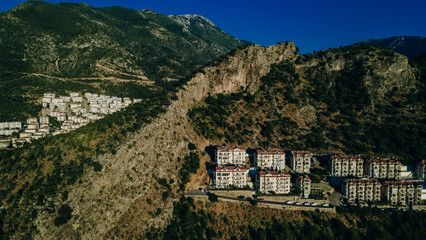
[208,193,218,202]
[188,143,196,151]
[54,204,73,226]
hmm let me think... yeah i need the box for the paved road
[186,190,334,210]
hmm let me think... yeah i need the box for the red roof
[383,181,420,187]
[330,155,363,162]
[344,179,381,185]
[258,170,290,177]
[299,175,311,181]
[215,166,248,172]
[367,158,401,165]
[291,151,311,157]
[256,149,285,155]
[216,145,246,151]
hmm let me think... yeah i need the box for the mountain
[0,42,297,239]
[2,39,425,239]
[0,1,249,121]
[189,43,425,164]
[1,2,426,239]
[364,36,426,58]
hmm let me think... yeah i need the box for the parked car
[286,201,294,204]
[199,188,204,192]
[258,198,265,202]
[311,202,317,206]
[322,203,330,207]
[295,202,302,205]
[237,195,245,200]
[303,202,310,206]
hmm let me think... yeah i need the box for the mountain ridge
[364,36,426,58]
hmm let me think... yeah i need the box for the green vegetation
[147,197,426,239]
[189,43,425,164]
[178,149,201,191]
[53,205,72,226]
[208,193,219,202]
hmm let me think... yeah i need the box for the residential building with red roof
[215,146,246,166]
[254,148,286,170]
[365,158,402,180]
[214,166,249,189]
[329,155,364,178]
[256,170,291,194]
[296,175,311,199]
[382,181,422,205]
[289,151,312,173]
[342,179,382,203]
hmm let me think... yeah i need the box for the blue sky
[1,0,425,53]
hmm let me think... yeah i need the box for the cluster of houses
[213,146,312,199]
[211,146,426,206]
[0,92,141,148]
[331,155,426,205]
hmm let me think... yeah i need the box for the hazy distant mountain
[364,36,426,58]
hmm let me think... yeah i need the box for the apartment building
[342,180,382,203]
[329,155,364,178]
[254,148,286,170]
[0,138,11,148]
[417,160,426,180]
[214,166,249,189]
[365,159,402,180]
[215,146,246,166]
[296,175,311,199]
[256,170,291,194]
[382,181,422,205]
[289,151,312,173]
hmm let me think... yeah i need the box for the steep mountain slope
[0,1,248,121]
[189,43,425,164]
[0,42,297,239]
[365,36,426,58]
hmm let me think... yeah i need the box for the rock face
[34,42,296,239]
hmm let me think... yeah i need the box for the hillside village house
[365,159,402,180]
[329,155,364,178]
[289,151,312,173]
[417,160,426,180]
[342,180,382,203]
[0,138,11,148]
[214,166,249,189]
[254,148,286,170]
[215,146,246,165]
[296,175,311,199]
[382,181,422,205]
[256,170,291,194]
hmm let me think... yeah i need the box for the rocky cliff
[33,42,296,239]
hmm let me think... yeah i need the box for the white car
[295,202,302,205]
[311,202,317,206]
[286,201,294,204]
[303,202,310,206]
[322,203,330,207]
